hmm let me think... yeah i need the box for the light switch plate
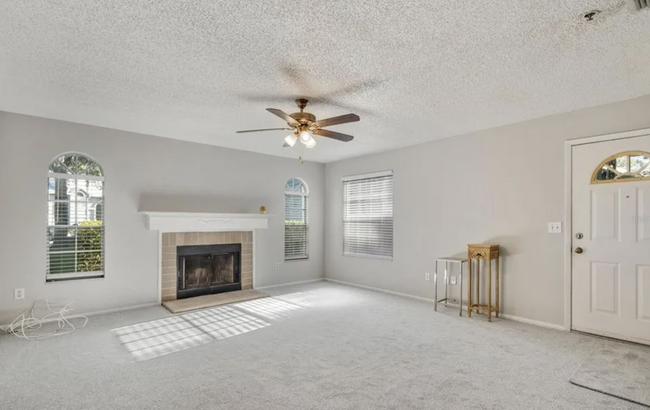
[548,222,562,234]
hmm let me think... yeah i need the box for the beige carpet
[162,289,269,313]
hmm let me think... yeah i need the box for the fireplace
[177,243,241,299]
[160,232,253,302]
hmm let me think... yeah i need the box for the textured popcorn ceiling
[1,1,649,163]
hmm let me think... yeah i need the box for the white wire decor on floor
[0,300,88,340]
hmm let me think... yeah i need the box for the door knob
[574,247,584,254]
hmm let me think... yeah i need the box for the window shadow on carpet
[234,292,314,320]
[112,305,270,361]
[112,293,314,362]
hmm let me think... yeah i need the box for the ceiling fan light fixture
[303,135,316,149]
[284,134,298,147]
[299,130,312,142]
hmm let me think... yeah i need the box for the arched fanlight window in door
[591,151,650,184]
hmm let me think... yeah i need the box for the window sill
[46,272,105,282]
[284,257,309,262]
[343,252,393,261]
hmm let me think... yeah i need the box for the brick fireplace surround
[161,231,253,302]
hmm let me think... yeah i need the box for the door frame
[563,127,650,332]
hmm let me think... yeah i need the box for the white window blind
[343,171,393,259]
[47,153,105,281]
[285,178,309,260]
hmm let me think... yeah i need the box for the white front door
[572,135,650,345]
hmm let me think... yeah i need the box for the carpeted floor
[570,342,650,407]
[0,282,645,409]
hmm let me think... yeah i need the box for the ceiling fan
[236,99,360,149]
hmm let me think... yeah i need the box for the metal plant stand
[433,257,468,316]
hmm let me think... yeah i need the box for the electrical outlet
[425,272,430,281]
[450,275,457,285]
[548,222,562,234]
[275,263,280,270]
[14,288,25,300]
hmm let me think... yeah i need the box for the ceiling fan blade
[236,128,293,134]
[282,142,290,148]
[313,114,360,128]
[266,108,300,126]
[313,129,354,142]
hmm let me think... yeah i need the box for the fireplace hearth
[177,243,241,299]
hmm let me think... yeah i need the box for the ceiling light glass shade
[284,134,297,147]
[304,135,316,149]
[300,130,312,142]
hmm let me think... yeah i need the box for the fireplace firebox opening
[176,243,241,299]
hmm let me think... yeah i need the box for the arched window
[285,178,309,260]
[47,153,105,280]
[592,151,650,184]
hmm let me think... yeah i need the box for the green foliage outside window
[76,221,103,272]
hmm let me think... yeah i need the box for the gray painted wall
[0,112,325,323]
[3,94,650,327]
[324,95,650,326]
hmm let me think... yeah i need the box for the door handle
[574,247,584,254]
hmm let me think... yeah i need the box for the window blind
[343,171,393,259]
[285,190,308,260]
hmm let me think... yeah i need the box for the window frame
[47,153,105,282]
[591,150,650,184]
[342,170,394,260]
[284,178,309,261]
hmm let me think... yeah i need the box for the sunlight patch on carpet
[113,305,270,361]
[235,293,311,320]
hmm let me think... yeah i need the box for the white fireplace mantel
[140,212,271,233]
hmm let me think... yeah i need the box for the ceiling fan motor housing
[289,111,316,125]
[289,99,315,125]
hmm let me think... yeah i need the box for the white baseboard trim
[83,280,326,315]
[1,302,161,328]
[325,278,565,331]
[499,313,565,331]
[324,278,436,303]
[256,278,325,290]
[82,303,161,318]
